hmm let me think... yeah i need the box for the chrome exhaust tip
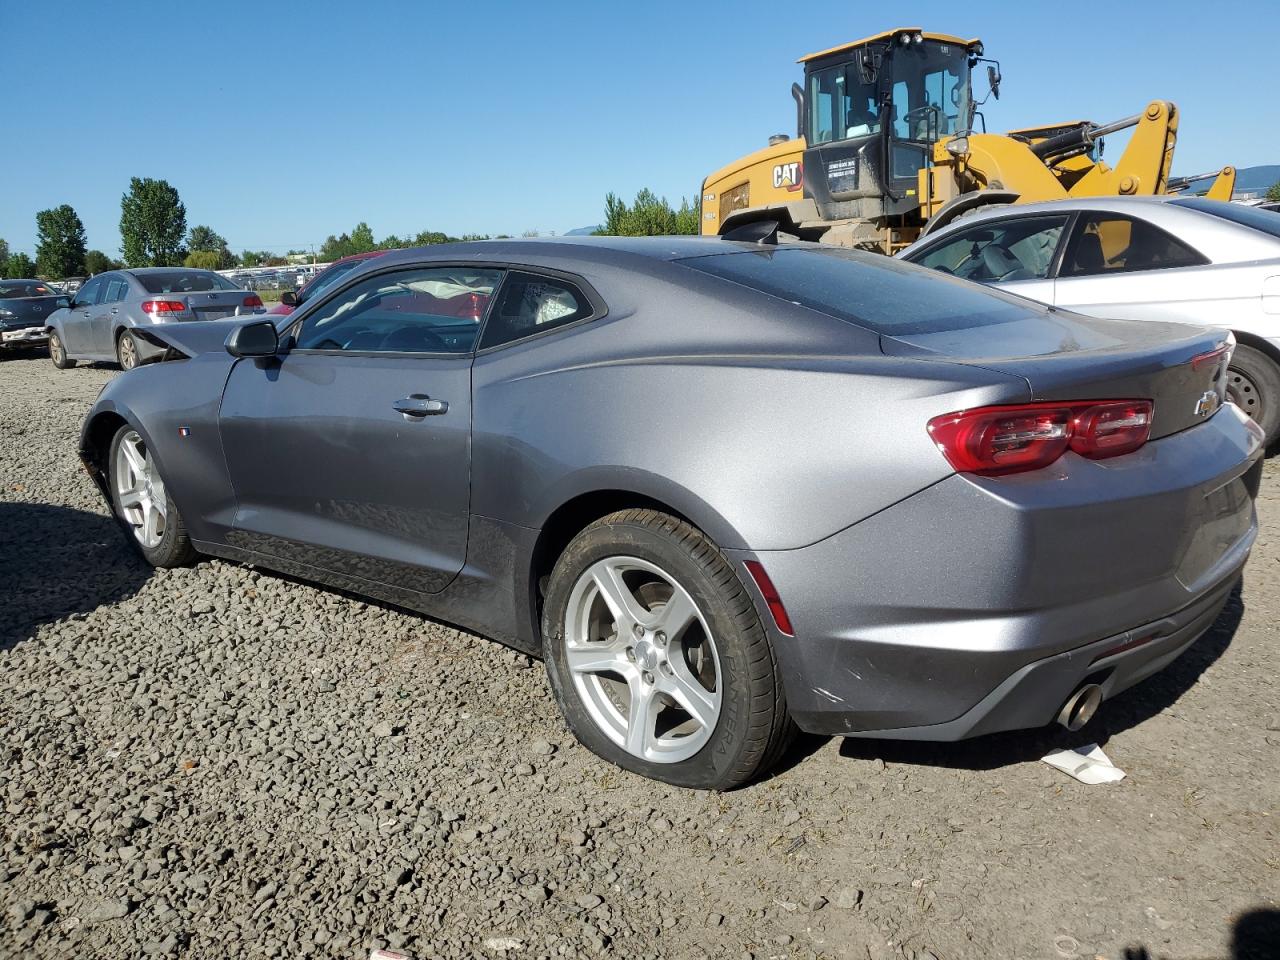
[1056,683,1103,731]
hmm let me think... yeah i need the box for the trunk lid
[880,309,1231,440]
[0,295,65,329]
[145,290,259,322]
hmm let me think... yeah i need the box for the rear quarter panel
[469,272,1030,550]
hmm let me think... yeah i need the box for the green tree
[184,250,221,270]
[0,238,9,268]
[349,222,375,253]
[1266,181,1280,203]
[596,189,699,236]
[4,252,36,278]
[186,225,237,268]
[239,250,273,267]
[413,230,452,245]
[34,204,88,279]
[120,177,187,266]
[85,250,113,275]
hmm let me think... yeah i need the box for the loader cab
[801,29,982,224]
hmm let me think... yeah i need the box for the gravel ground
[2,353,1277,960]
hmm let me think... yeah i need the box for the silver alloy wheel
[49,333,64,365]
[563,556,722,763]
[118,334,137,370]
[114,430,167,549]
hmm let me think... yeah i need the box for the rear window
[0,281,57,298]
[135,271,239,293]
[1170,197,1280,240]
[678,247,1039,336]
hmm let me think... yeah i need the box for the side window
[73,277,103,308]
[1061,214,1208,277]
[479,272,594,350]
[914,215,1069,282]
[294,265,504,355]
[105,278,129,302]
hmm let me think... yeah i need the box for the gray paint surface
[80,237,1263,739]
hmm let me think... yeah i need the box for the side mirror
[279,290,297,307]
[987,64,1001,101]
[225,319,280,358]
[57,297,70,308]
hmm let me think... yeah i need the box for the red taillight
[743,560,794,636]
[243,294,264,308]
[1070,401,1153,459]
[928,400,1154,476]
[141,300,185,314]
[1190,342,1231,371]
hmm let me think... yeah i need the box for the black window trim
[907,210,1080,283]
[281,259,607,360]
[1056,210,1210,279]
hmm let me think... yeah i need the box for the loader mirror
[987,65,1001,100]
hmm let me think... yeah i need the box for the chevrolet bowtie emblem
[1194,390,1220,418]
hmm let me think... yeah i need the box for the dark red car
[268,250,388,316]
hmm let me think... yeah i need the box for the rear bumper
[732,403,1263,739]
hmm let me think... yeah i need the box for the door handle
[110,308,119,314]
[393,394,448,418]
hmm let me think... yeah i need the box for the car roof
[371,235,776,271]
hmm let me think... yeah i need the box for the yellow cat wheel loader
[702,27,1236,253]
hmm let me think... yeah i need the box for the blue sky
[2,0,1274,258]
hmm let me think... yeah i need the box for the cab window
[1061,213,1208,277]
[294,266,504,354]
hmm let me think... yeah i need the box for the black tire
[116,330,141,370]
[48,331,75,369]
[107,424,198,568]
[542,509,794,790]
[1227,343,1280,449]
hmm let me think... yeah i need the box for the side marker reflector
[744,560,794,636]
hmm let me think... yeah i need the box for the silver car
[77,238,1264,789]
[45,268,265,371]
[899,196,1280,445]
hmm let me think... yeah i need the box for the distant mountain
[1177,163,1280,197]
[564,225,601,236]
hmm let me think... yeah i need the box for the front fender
[80,354,240,542]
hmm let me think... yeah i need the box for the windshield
[678,246,1036,336]
[300,257,372,304]
[1170,197,1280,241]
[135,271,240,293]
[0,281,58,298]
[806,41,971,147]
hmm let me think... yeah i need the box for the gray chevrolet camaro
[79,237,1266,789]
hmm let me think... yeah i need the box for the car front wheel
[1227,344,1280,448]
[108,424,197,567]
[49,331,74,369]
[542,509,793,790]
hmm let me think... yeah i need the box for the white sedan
[899,196,1280,445]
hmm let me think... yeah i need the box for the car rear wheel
[116,330,140,370]
[542,509,793,790]
[1227,344,1280,448]
[49,331,74,369]
[108,425,197,568]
